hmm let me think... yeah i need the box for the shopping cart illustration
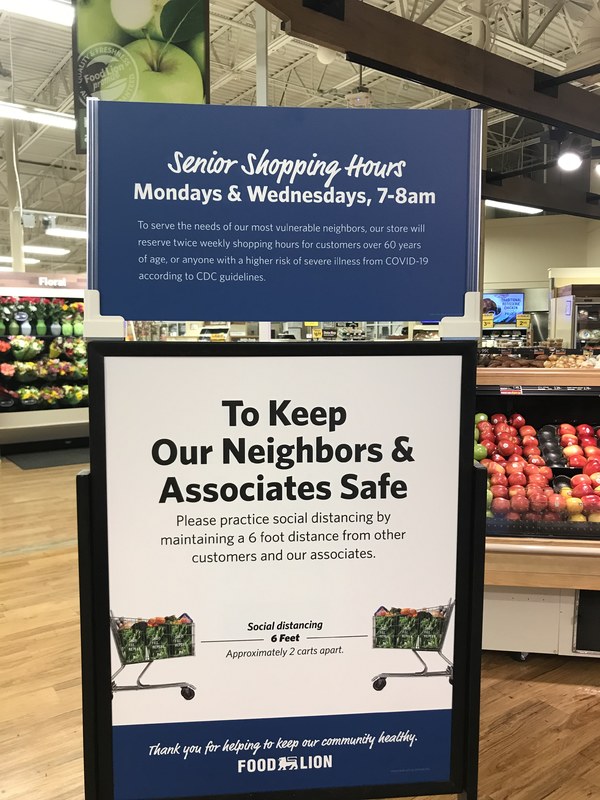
[110,612,196,700]
[371,599,454,691]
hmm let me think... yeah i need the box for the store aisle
[1,457,599,800]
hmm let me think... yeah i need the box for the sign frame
[78,340,485,800]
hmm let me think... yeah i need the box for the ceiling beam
[256,0,600,137]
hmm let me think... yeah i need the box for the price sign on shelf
[516,314,531,328]
[482,314,494,328]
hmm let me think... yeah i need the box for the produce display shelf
[0,407,89,445]
[484,536,600,591]
[476,367,600,394]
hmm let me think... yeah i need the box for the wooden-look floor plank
[2,457,600,800]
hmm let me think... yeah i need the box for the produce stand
[476,366,600,658]
[372,601,454,690]
[110,612,196,700]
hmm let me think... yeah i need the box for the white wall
[483,215,595,290]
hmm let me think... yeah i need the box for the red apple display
[491,413,507,425]
[510,495,529,513]
[509,414,526,429]
[491,497,510,516]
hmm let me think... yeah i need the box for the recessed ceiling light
[0,256,41,265]
[46,226,87,240]
[23,244,70,256]
[485,200,543,215]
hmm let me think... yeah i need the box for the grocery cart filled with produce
[110,612,196,700]
[371,600,454,691]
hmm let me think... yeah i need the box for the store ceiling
[0,0,597,274]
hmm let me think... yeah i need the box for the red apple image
[584,459,600,476]
[572,482,594,498]
[543,486,555,497]
[494,424,510,437]
[571,474,592,487]
[559,423,577,436]
[477,421,493,434]
[543,512,560,522]
[527,474,548,486]
[582,494,600,514]
[576,424,594,437]
[547,494,566,513]
[509,414,526,429]
[513,445,523,456]
[579,437,597,448]
[510,495,529,513]
[539,467,553,480]
[523,512,540,522]
[584,446,600,460]
[519,425,537,438]
[523,446,541,457]
[508,471,527,487]
[490,473,508,486]
[506,425,518,438]
[509,485,526,497]
[491,497,510,516]
[505,464,524,477]
[504,511,520,521]
[491,453,507,464]
[487,462,506,475]
[497,440,516,457]
[522,436,539,447]
[569,455,588,468]
[589,472,600,488]
[563,444,584,457]
[528,456,546,467]
[491,413,507,425]
[523,464,540,476]
[482,440,496,456]
[491,485,509,499]
[561,434,579,447]
[530,494,548,512]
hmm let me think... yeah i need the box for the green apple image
[102,39,204,103]
[76,0,131,51]
[474,443,487,461]
[110,0,165,39]
[110,0,204,43]
[180,30,206,76]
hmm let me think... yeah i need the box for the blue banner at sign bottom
[113,709,451,799]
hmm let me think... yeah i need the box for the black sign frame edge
[81,339,482,800]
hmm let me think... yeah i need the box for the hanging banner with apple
[87,102,481,322]
[79,340,484,800]
[72,0,208,153]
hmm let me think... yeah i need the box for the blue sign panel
[88,102,481,321]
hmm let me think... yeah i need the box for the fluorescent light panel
[0,266,13,272]
[485,199,543,215]
[46,226,87,240]
[0,0,73,26]
[0,256,40,265]
[0,101,76,131]
[23,244,70,256]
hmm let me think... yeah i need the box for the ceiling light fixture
[595,162,600,177]
[0,266,13,272]
[23,244,70,256]
[0,256,40,265]
[0,100,76,130]
[45,226,87,240]
[557,150,583,171]
[484,199,543,215]
[0,0,74,26]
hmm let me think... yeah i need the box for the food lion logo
[77,43,138,105]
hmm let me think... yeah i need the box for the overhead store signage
[72,0,208,153]
[82,341,482,800]
[88,103,481,321]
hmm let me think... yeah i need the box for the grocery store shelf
[477,367,600,393]
[485,536,600,591]
[0,407,89,445]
